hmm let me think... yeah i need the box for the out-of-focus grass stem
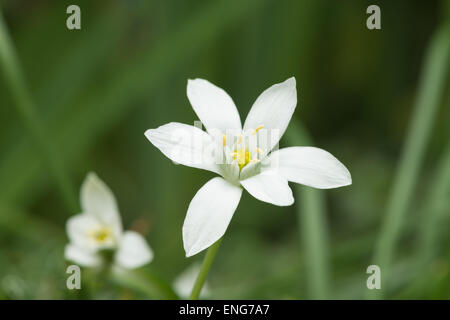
[0,9,77,211]
[370,23,450,299]
[286,120,330,299]
[397,137,450,297]
[417,138,450,267]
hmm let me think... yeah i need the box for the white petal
[266,147,352,189]
[66,213,103,250]
[187,79,242,135]
[240,171,294,206]
[80,173,122,234]
[218,159,240,183]
[243,77,297,151]
[64,244,102,267]
[183,177,242,257]
[145,122,220,174]
[239,160,261,180]
[115,231,153,269]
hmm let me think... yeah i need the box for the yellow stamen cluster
[225,125,264,171]
[231,147,260,170]
[89,226,112,243]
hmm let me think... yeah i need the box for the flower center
[218,125,266,181]
[89,226,112,243]
[221,125,265,172]
[232,147,258,170]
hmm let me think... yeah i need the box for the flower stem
[189,238,222,300]
[0,8,77,211]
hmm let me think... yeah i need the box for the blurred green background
[0,0,449,299]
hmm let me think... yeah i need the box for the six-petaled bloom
[65,173,153,269]
[145,77,351,257]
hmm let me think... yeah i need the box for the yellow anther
[222,134,227,146]
[231,148,251,170]
[252,125,264,135]
[225,131,264,171]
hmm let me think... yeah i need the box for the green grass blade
[0,8,77,211]
[417,139,450,266]
[369,23,450,299]
[0,0,267,206]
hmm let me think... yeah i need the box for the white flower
[173,263,210,299]
[65,173,153,269]
[145,77,351,257]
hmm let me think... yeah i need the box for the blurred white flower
[145,77,351,257]
[173,263,210,299]
[65,173,153,269]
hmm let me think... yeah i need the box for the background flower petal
[66,213,102,250]
[80,172,123,234]
[115,231,154,269]
[64,244,102,267]
[173,263,210,299]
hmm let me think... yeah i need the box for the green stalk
[0,9,77,211]
[189,238,222,300]
[396,135,450,296]
[369,24,450,299]
[417,140,450,267]
[286,120,330,299]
